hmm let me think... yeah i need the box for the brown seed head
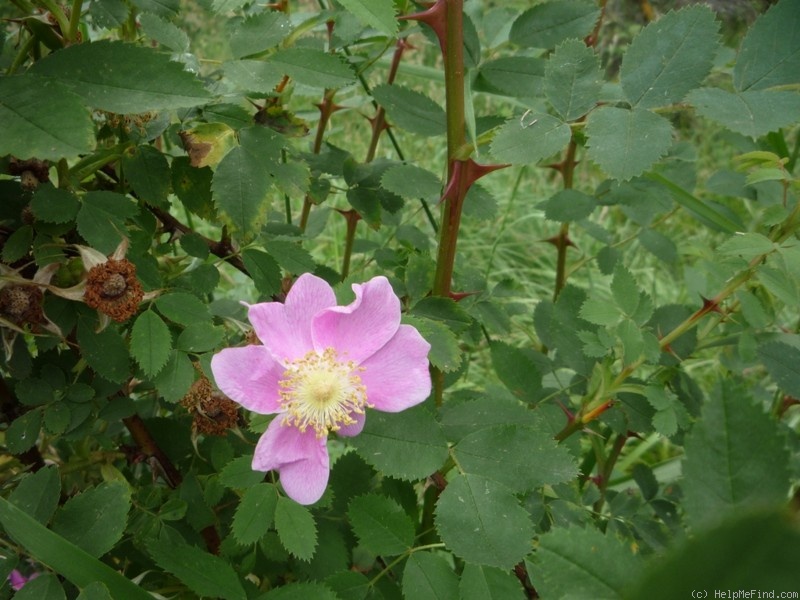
[0,285,44,326]
[84,259,143,322]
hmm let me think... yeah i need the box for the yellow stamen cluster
[279,348,368,437]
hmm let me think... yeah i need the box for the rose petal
[336,411,366,437]
[248,273,337,362]
[210,345,284,414]
[312,276,401,363]
[359,324,432,412]
[253,418,330,505]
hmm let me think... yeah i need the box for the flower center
[278,348,368,437]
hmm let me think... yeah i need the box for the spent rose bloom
[211,273,432,504]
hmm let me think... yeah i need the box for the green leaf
[435,474,533,569]
[77,323,130,383]
[5,410,42,454]
[402,552,459,600]
[336,0,397,36]
[130,0,178,18]
[259,582,341,600]
[625,510,800,599]
[460,564,526,600]
[0,497,150,599]
[30,40,210,113]
[220,455,266,490]
[51,482,131,558]
[241,249,282,296]
[717,232,775,260]
[440,396,539,442]
[139,13,190,52]
[31,185,80,224]
[122,145,171,208]
[232,483,278,546]
[212,147,272,241]
[621,5,719,109]
[638,228,678,264]
[540,189,595,222]
[44,402,71,436]
[734,0,800,92]
[147,529,247,600]
[0,75,94,161]
[347,494,414,556]
[155,292,211,325]
[76,582,114,600]
[176,323,225,353]
[76,191,138,255]
[545,39,602,121]
[682,380,790,529]
[8,465,60,525]
[381,164,441,201]
[2,225,32,263]
[405,253,435,302]
[153,350,195,403]
[510,0,600,49]
[172,157,215,220]
[686,88,800,139]
[223,59,285,94]
[88,0,128,29]
[228,11,291,58]
[646,172,741,234]
[611,264,640,317]
[403,315,462,373]
[130,311,172,378]
[269,48,355,89]
[757,341,800,397]
[274,496,317,560]
[454,425,576,492]
[325,571,371,600]
[586,107,673,181]
[267,240,316,275]
[580,296,621,326]
[533,526,641,600]
[490,114,571,165]
[371,84,446,137]
[411,296,473,333]
[475,56,544,98]
[351,405,448,480]
[13,573,65,600]
[489,342,542,403]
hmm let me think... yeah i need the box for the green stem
[593,433,627,515]
[7,33,36,75]
[39,0,71,37]
[340,211,359,280]
[67,0,82,43]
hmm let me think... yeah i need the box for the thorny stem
[123,413,221,554]
[339,210,360,280]
[432,0,467,300]
[147,206,249,277]
[593,433,627,515]
[552,138,579,300]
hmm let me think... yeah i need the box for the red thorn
[399,0,447,54]
[556,400,575,422]
[448,290,479,302]
[335,208,362,224]
[543,235,576,249]
[439,159,509,205]
[699,296,723,315]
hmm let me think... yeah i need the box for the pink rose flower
[9,569,39,591]
[211,274,432,504]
